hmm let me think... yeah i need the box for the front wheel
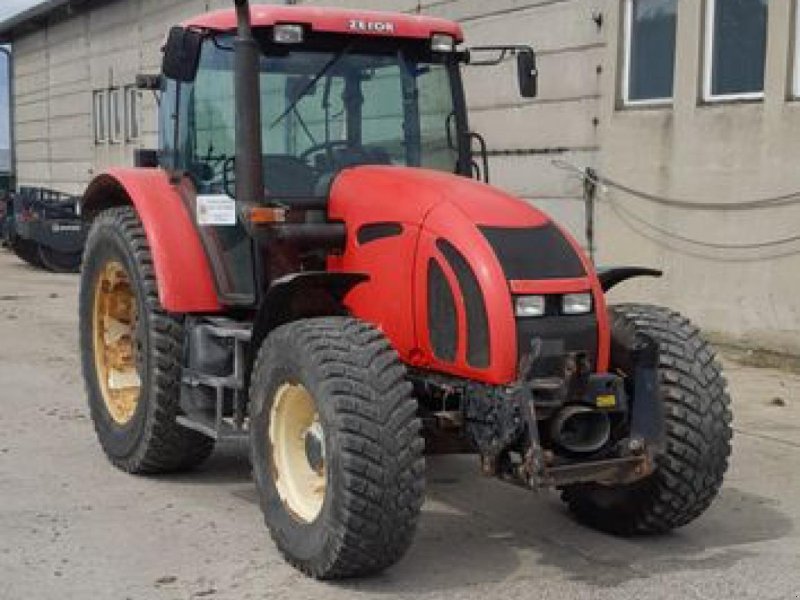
[562,304,733,535]
[249,317,425,579]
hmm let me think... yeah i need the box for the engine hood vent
[480,224,586,281]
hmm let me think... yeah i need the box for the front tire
[562,304,732,535]
[249,317,425,579]
[79,207,214,474]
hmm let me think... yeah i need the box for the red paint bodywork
[184,5,464,42]
[82,169,222,314]
[329,166,610,385]
[84,163,610,385]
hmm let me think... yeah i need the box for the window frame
[621,0,676,107]
[793,0,800,98]
[124,85,140,142]
[703,0,767,103]
[92,90,107,144]
[108,87,123,144]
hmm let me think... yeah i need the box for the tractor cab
[141,6,536,306]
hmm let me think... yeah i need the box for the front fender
[82,169,221,313]
[597,267,663,292]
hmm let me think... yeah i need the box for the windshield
[166,35,465,199]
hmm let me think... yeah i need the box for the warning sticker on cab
[197,194,237,226]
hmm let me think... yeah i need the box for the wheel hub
[269,383,327,523]
[92,260,141,425]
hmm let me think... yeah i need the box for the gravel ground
[0,249,798,600]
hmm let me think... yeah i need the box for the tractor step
[176,413,249,441]
[178,318,253,440]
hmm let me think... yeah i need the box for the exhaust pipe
[234,0,265,206]
[550,406,611,454]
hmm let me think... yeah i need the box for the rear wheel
[249,317,425,579]
[79,206,214,473]
[562,304,732,534]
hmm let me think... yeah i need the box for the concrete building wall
[595,0,800,354]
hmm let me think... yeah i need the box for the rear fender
[81,169,221,313]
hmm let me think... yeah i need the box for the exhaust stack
[550,406,611,454]
[234,0,265,205]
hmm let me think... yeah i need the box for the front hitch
[464,333,663,490]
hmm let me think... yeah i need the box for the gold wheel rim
[92,260,141,425]
[269,384,327,523]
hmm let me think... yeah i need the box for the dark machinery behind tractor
[76,1,733,580]
[1,187,86,272]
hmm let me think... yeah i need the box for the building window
[93,90,106,144]
[622,0,678,105]
[704,0,768,101]
[108,88,123,143]
[125,85,140,141]
[794,1,800,97]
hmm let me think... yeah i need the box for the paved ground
[0,249,798,600]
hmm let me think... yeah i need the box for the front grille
[516,314,598,379]
[480,224,585,281]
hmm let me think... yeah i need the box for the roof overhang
[0,0,98,42]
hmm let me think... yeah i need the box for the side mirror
[162,26,203,83]
[135,73,163,91]
[517,49,538,98]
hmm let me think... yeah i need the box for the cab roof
[183,4,464,43]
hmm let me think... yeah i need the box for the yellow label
[596,394,617,409]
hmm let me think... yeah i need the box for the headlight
[562,293,593,315]
[431,34,456,53]
[515,295,546,318]
[273,24,304,44]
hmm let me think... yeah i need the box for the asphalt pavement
[0,249,798,600]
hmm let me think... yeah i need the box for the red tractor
[79,1,732,579]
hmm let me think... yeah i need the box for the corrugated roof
[0,0,98,41]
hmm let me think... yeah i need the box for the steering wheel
[300,140,370,170]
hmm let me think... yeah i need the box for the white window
[92,90,106,144]
[108,88,123,143]
[622,0,678,106]
[703,0,768,102]
[794,1,800,97]
[124,85,140,142]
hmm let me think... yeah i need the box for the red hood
[329,166,550,228]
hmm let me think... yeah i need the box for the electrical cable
[552,159,800,211]
[608,200,800,262]
[608,197,800,250]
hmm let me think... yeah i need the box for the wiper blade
[270,44,353,129]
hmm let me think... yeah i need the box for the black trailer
[1,187,87,273]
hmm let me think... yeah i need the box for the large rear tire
[79,206,214,474]
[562,304,732,534]
[249,317,425,579]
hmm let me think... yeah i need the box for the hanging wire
[608,198,800,250]
[554,159,800,260]
[553,159,800,211]
[608,201,800,263]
